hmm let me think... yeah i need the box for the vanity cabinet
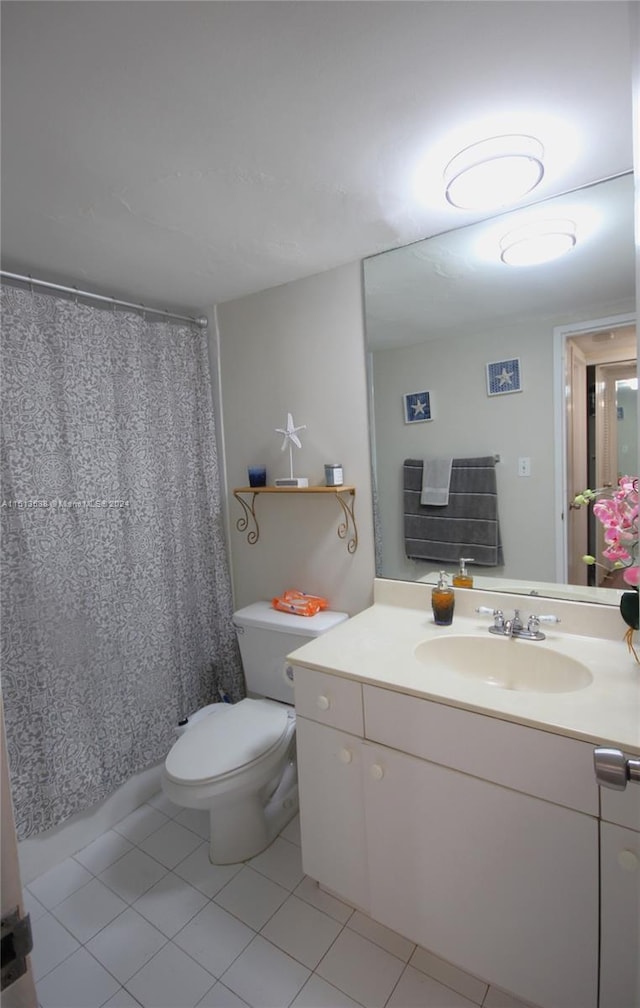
[599,786,640,1008]
[296,718,370,911]
[294,668,600,1008]
[294,667,370,910]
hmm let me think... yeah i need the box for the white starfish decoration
[275,412,307,479]
[412,398,427,417]
[497,366,514,387]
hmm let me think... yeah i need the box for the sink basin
[414,635,593,693]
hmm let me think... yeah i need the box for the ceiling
[1,1,635,318]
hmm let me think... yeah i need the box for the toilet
[161,601,348,864]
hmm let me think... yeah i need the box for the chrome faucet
[503,609,524,638]
[476,607,561,641]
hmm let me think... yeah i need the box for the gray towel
[420,457,453,506]
[404,457,503,566]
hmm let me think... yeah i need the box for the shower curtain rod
[0,270,208,328]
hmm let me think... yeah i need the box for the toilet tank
[233,601,349,703]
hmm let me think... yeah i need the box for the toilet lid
[165,699,290,785]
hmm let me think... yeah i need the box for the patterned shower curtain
[0,285,244,839]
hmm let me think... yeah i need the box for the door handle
[594,747,640,790]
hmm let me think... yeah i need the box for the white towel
[420,457,453,506]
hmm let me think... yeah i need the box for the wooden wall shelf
[232,485,358,553]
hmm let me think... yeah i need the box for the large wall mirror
[364,172,636,604]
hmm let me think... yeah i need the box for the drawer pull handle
[594,747,640,790]
[339,748,353,764]
[316,695,330,711]
[371,764,384,781]
[618,849,639,872]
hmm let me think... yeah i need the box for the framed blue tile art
[403,391,433,423]
[486,358,522,396]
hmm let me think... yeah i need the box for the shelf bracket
[233,490,259,545]
[232,486,358,553]
[334,488,358,554]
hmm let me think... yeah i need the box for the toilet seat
[165,698,291,787]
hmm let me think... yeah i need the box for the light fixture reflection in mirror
[364,173,636,606]
[500,219,577,266]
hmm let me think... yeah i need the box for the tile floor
[24,793,535,1008]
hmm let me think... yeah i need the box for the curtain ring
[73,285,79,305]
[28,274,34,294]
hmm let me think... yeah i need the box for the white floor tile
[174,842,243,898]
[410,947,488,1005]
[261,894,343,969]
[386,965,480,1008]
[174,806,211,839]
[99,848,169,902]
[86,907,168,983]
[291,973,363,1008]
[294,877,354,924]
[22,886,47,923]
[214,866,289,930]
[28,856,93,910]
[316,928,404,1008]
[348,911,415,962]
[30,910,80,981]
[221,934,310,1008]
[249,836,305,890]
[197,982,250,1007]
[281,814,301,847]
[138,818,203,868]
[126,941,215,1008]
[36,947,120,1008]
[51,877,128,943]
[132,871,208,937]
[113,804,169,844]
[102,988,144,1007]
[174,901,255,977]
[73,830,134,875]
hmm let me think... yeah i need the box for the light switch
[518,457,531,477]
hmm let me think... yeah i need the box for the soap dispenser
[453,557,474,589]
[432,571,455,626]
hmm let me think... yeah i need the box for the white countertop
[288,582,640,754]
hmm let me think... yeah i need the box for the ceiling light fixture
[499,218,577,266]
[444,134,544,210]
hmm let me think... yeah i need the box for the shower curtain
[0,285,244,839]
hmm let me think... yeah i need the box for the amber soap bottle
[432,571,455,626]
[452,557,474,589]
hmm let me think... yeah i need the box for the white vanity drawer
[293,666,363,735]
[363,685,598,815]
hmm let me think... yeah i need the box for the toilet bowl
[162,697,297,863]
[162,601,349,864]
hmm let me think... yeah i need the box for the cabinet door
[363,744,598,1008]
[296,716,369,912]
[599,821,640,1008]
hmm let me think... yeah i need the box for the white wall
[216,262,375,616]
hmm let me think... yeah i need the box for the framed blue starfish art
[486,358,522,396]
[403,391,433,423]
